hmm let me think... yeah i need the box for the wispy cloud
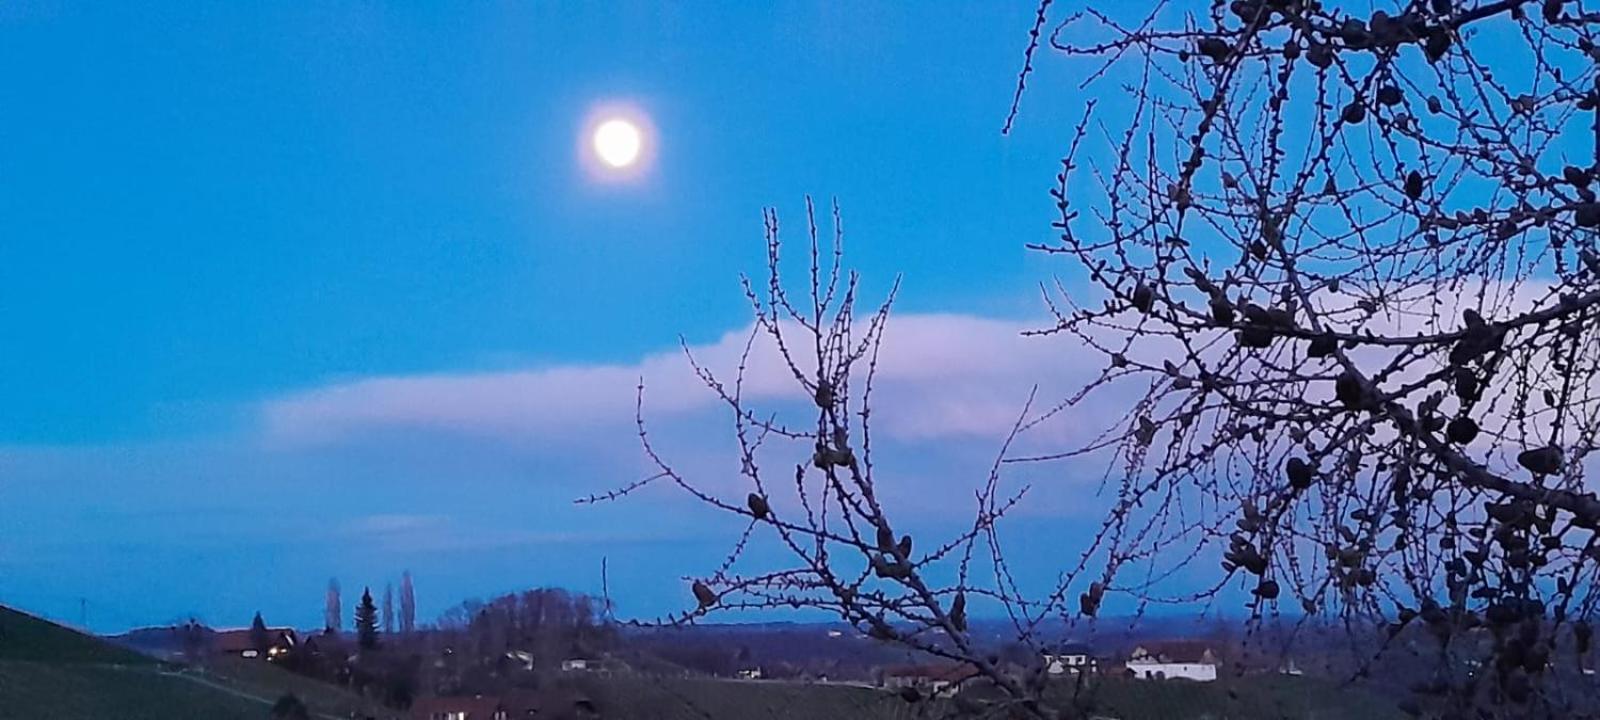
[338,513,690,554]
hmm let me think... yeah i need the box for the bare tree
[587,202,1062,716]
[1004,0,1600,716]
[595,1,1600,718]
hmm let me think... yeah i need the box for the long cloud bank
[261,313,1096,449]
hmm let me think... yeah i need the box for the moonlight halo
[593,119,642,168]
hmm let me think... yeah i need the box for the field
[1085,674,1405,720]
[0,660,268,720]
[574,675,927,720]
[564,672,1402,720]
[201,654,388,718]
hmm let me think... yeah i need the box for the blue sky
[0,2,1127,632]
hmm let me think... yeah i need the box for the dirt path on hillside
[154,668,346,720]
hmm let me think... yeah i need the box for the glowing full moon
[592,119,642,168]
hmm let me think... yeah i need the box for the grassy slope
[0,605,264,720]
[576,676,926,720]
[0,605,374,720]
[0,605,151,665]
[202,655,385,718]
[1061,674,1406,720]
[570,673,1402,720]
[0,660,266,720]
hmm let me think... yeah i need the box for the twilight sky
[0,2,1138,632]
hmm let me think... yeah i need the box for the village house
[1043,643,1096,674]
[1125,641,1222,681]
[881,664,979,695]
[211,627,298,660]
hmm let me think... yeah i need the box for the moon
[592,119,642,168]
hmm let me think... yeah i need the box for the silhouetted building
[212,627,298,660]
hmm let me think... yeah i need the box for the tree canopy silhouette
[355,587,379,651]
[249,611,269,656]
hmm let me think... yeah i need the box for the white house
[1125,641,1221,682]
[1043,643,1096,674]
[560,658,592,672]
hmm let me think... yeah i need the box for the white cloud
[260,312,1099,448]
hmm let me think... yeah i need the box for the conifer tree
[249,611,269,656]
[354,587,379,650]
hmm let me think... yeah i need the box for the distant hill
[0,605,376,720]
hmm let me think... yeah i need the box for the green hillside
[567,673,1402,720]
[0,605,374,720]
[0,660,269,720]
[574,675,926,720]
[1053,674,1406,720]
[203,654,386,718]
[0,605,151,665]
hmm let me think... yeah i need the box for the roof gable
[211,628,297,653]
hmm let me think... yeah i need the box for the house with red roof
[211,627,298,660]
[881,663,979,695]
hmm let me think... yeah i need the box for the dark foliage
[269,693,310,720]
[355,588,379,651]
[249,612,269,656]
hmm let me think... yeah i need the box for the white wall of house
[1044,654,1091,674]
[1126,662,1218,681]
